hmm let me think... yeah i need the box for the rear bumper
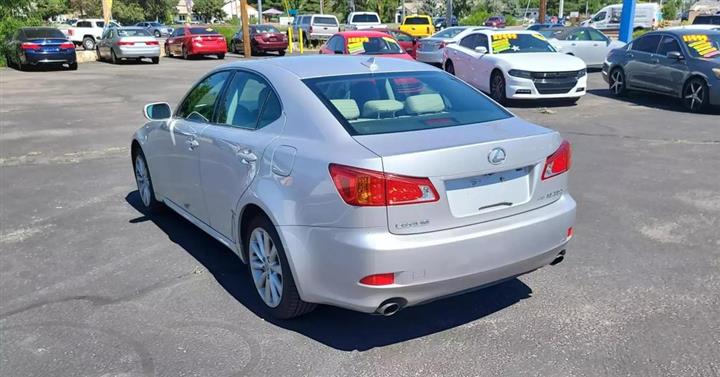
[116,46,161,58]
[278,193,576,313]
[255,41,288,50]
[416,50,444,64]
[23,50,76,64]
[189,44,227,55]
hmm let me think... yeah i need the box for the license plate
[445,167,531,217]
[46,48,59,52]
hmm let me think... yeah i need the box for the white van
[581,3,661,30]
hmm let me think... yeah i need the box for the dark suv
[693,15,720,25]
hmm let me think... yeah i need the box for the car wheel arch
[682,74,709,97]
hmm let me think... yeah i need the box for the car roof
[475,29,542,36]
[336,31,392,38]
[647,28,720,36]
[217,56,436,79]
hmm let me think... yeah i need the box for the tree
[662,0,679,21]
[35,0,70,20]
[70,0,101,17]
[113,0,146,23]
[193,0,225,22]
[141,0,177,22]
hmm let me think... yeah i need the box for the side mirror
[144,102,172,120]
[667,51,684,60]
[475,46,488,54]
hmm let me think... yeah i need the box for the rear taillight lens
[117,41,135,46]
[60,42,75,49]
[145,41,159,46]
[542,140,571,180]
[21,42,40,50]
[359,273,395,286]
[329,164,439,206]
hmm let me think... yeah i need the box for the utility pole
[320,0,324,14]
[539,0,547,23]
[257,0,262,24]
[559,0,564,18]
[241,0,251,57]
[446,0,453,28]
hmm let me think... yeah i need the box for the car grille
[531,71,580,94]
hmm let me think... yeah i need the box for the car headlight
[508,69,533,79]
[576,68,587,78]
[713,68,720,79]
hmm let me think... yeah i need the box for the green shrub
[505,15,518,26]
[460,10,490,26]
[213,24,237,49]
[632,28,650,39]
[0,16,42,67]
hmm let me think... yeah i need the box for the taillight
[541,140,571,180]
[60,42,75,49]
[145,41,159,46]
[21,42,40,50]
[329,164,439,206]
[117,41,135,46]
[193,36,202,42]
[359,273,395,286]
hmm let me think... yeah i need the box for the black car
[4,27,77,71]
[693,15,720,25]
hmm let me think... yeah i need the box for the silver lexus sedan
[131,56,576,319]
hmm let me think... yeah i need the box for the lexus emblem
[488,147,507,165]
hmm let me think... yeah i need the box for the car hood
[494,52,586,71]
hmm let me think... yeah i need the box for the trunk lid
[352,117,566,234]
[25,38,72,52]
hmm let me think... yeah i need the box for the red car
[319,31,414,61]
[380,29,418,59]
[164,25,227,59]
[230,24,288,56]
[484,16,506,28]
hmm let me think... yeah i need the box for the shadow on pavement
[588,88,720,114]
[126,191,533,351]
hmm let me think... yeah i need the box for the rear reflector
[359,273,395,286]
[117,41,135,46]
[541,140,571,180]
[329,164,439,207]
[567,227,573,238]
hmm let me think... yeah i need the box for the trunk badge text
[488,147,507,165]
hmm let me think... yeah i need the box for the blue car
[527,23,565,31]
[4,27,77,71]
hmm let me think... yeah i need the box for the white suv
[291,14,340,46]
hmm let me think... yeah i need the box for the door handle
[185,138,199,150]
[236,149,257,164]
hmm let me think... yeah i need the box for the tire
[96,47,103,61]
[246,215,316,319]
[682,77,709,113]
[82,36,95,50]
[217,53,225,60]
[111,49,118,64]
[231,41,237,53]
[444,60,455,75]
[68,62,78,70]
[165,45,173,57]
[278,50,286,56]
[490,71,508,105]
[608,68,627,97]
[17,59,25,71]
[154,30,161,38]
[182,45,189,60]
[151,57,159,64]
[5,54,15,69]
[132,149,164,214]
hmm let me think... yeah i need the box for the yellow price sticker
[492,33,517,41]
[348,37,369,44]
[683,34,719,58]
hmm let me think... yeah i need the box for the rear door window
[459,34,479,49]
[631,34,662,53]
[303,71,511,136]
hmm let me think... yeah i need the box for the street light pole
[257,0,262,24]
[446,0,453,28]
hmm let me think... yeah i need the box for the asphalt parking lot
[1,56,719,377]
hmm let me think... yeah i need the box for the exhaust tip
[550,250,566,266]
[375,298,407,316]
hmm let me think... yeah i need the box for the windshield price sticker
[491,33,518,53]
[347,37,369,54]
[683,34,720,58]
[348,37,369,44]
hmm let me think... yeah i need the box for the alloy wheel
[492,74,505,102]
[684,80,704,112]
[610,70,624,95]
[134,155,151,207]
[249,228,283,308]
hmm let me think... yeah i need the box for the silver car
[96,27,160,64]
[132,56,576,319]
[417,26,491,66]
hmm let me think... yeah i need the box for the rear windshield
[491,33,555,53]
[693,16,720,25]
[681,33,720,58]
[313,16,338,26]
[252,25,280,33]
[190,27,219,35]
[117,29,151,37]
[346,36,402,55]
[432,27,467,38]
[23,28,66,39]
[303,71,511,136]
[404,17,430,25]
[352,14,380,23]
